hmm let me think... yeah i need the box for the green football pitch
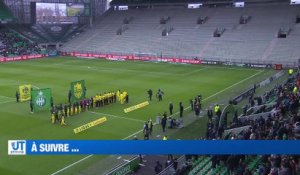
[0,56,277,175]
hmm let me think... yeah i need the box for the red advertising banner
[69,52,201,65]
[274,64,283,70]
[0,54,44,63]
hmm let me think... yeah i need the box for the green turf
[0,56,276,175]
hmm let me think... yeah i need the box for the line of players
[51,91,118,125]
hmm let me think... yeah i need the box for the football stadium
[1,0,300,175]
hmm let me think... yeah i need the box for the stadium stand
[7,24,48,43]
[29,24,85,43]
[184,72,300,175]
[61,3,300,65]
[0,28,41,57]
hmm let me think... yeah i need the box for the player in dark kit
[15,90,20,102]
[149,119,153,135]
[179,102,184,117]
[64,104,68,117]
[161,112,167,132]
[29,100,33,113]
[169,102,173,115]
[147,89,153,101]
[49,96,54,107]
[68,90,72,103]
[157,89,164,101]
[125,93,129,103]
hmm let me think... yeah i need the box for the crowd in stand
[203,72,300,175]
[0,29,41,57]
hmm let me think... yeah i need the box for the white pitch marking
[50,70,264,175]
[32,85,40,89]
[0,95,15,99]
[0,100,15,104]
[139,163,146,167]
[49,154,93,175]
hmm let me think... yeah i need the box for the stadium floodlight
[234,2,244,8]
[118,5,128,10]
[187,3,203,9]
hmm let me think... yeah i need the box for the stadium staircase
[188,156,212,175]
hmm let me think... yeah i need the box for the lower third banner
[7,140,300,155]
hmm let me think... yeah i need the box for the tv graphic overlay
[8,140,26,155]
[7,140,300,155]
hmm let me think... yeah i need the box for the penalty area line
[50,70,264,175]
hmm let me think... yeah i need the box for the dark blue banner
[8,140,300,155]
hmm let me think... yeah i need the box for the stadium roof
[110,0,289,5]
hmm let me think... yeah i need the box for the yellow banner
[124,101,149,113]
[73,117,107,134]
[19,84,31,102]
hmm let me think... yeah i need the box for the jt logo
[11,141,25,150]
[8,140,26,155]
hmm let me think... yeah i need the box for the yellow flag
[19,84,31,102]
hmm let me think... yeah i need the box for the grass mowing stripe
[182,67,209,76]
[13,59,179,76]
[50,69,264,175]
[88,65,182,76]
[89,111,146,123]
[52,59,85,66]
[18,58,202,76]
[210,66,263,72]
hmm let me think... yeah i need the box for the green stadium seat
[220,167,228,175]
[189,157,211,175]
[249,157,261,171]
[211,165,222,175]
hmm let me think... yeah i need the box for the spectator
[155,161,163,174]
